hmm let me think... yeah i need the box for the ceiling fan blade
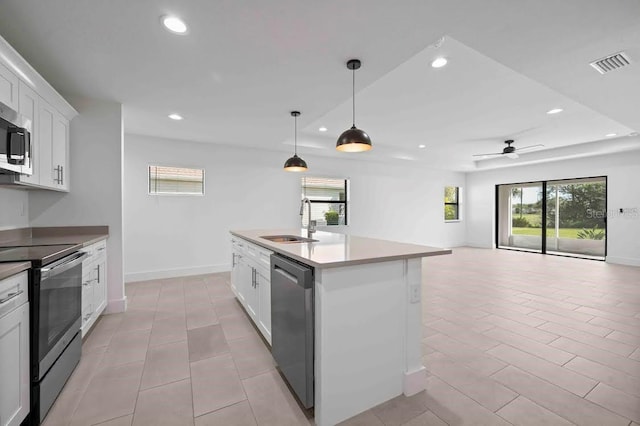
[472,152,502,157]
[516,144,544,152]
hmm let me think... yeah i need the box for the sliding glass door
[497,176,606,260]
[546,177,606,258]
[497,183,544,252]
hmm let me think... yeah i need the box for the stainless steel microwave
[0,100,32,175]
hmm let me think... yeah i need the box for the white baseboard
[465,241,494,249]
[105,296,127,314]
[125,263,230,283]
[403,366,427,396]
[606,256,640,267]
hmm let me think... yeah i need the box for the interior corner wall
[29,97,126,312]
[123,134,466,282]
[465,150,640,266]
[0,188,29,230]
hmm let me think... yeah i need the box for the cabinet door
[236,255,249,306]
[51,110,69,191]
[0,303,30,426]
[93,251,107,315]
[244,266,259,322]
[18,81,39,185]
[256,268,272,345]
[230,251,240,297]
[81,278,94,336]
[0,63,19,111]
[38,100,55,188]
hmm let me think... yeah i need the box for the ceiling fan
[473,140,544,159]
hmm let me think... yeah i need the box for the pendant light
[284,111,308,172]
[336,59,372,152]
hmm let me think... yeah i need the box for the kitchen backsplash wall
[0,188,29,230]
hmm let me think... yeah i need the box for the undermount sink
[260,235,318,243]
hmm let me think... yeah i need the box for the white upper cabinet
[0,34,76,192]
[16,81,39,185]
[0,62,19,110]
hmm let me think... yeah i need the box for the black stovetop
[0,244,82,267]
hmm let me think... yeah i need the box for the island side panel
[314,259,412,426]
[404,257,427,395]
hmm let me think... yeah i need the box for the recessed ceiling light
[318,126,328,132]
[168,113,183,120]
[605,133,617,137]
[418,144,426,149]
[431,57,448,68]
[162,15,188,34]
[547,108,563,114]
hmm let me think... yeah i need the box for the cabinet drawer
[0,270,28,319]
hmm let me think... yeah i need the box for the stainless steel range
[0,245,86,424]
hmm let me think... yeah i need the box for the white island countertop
[230,228,451,268]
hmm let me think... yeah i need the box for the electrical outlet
[409,284,420,303]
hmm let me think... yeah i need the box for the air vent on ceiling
[590,51,631,74]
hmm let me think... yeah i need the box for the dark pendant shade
[336,126,372,152]
[284,154,308,172]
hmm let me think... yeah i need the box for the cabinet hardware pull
[60,165,64,185]
[96,264,100,283]
[0,290,24,304]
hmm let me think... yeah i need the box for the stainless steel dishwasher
[270,253,314,408]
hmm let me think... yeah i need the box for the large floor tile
[565,355,640,397]
[492,365,629,426]
[550,336,640,377]
[585,382,640,423]
[95,415,133,426]
[423,351,518,412]
[100,329,150,367]
[421,376,512,426]
[69,361,144,426]
[486,343,597,396]
[194,401,257,426]
[495,395,574,425]
[483,326,575,365]
[149,315,188,346]
[187,324,229,362]
[140,340,190,390]
[191,353,246,417]
[370,393,430,426]
[186,303,220,330]
[337,410,384,426]
[219,314,257,341]
[228,333,276,379]
[242,370,311,426]
[425,333,507,376]
[133,379,194,426]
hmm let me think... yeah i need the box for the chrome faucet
[300,198,316,236]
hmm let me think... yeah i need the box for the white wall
[29,97,126,312]
[0,188,28,230]
[466,150,640,266]
[124,134,466,281]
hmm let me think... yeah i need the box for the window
[148,165,205,195]
[301,177,348,226]
[444,186,460,221]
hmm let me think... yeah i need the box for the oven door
[34,251,87,380]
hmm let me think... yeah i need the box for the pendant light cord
[352,66,356,127]
[294,114,298,155]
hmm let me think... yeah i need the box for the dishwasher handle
[270,254,313,289]
[273,265,297,282]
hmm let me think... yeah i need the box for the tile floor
[42,247,640,426]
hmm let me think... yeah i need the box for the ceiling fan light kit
[336,59,373,152]
[284,111,308,172]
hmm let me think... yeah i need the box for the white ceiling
[1,0,639,171]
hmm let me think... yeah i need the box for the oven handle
[40,251,88,279]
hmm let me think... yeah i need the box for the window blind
[149,166,204,195]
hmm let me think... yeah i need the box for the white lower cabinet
[230,237,273,344]
[0,271,30,426]
[81,240,108,337]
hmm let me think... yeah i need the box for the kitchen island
[230,229,451,426]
